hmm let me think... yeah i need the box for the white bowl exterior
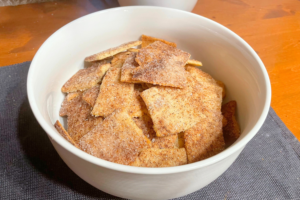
[51,137,244,200]
[118,0,198,12]
[27,7,271,200]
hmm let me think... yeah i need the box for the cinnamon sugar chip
[176,132,185,148]
[152,134,177,149]
[82,85,100,107]
[54,120,79,148]
[132,41,190,88]
[140,72,203,137]
[186,59,202,66]
[128,48,140,53]
[130,148,187,167]
[91,67,134,117]
[128,84,147,117]
[133,114,156,140]
[66,92,81,101]
[62,93,103,142]
[141,35,177,48]
[184,66,224,163]
[59,92,82,117]
[222,101,240,146]
[184,112,225,163]
[222,115,228,127]
[85,41,142,62]
[79,110,151,165]
[121,52,141,83]
[84,59,108,68]
[216,80,226,99]
[111,52,131,68]
[61,63,111,93]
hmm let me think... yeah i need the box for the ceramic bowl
[27,6,271,200]
[118,0,198,12]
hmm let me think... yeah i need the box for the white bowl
[118,0,198,12]
[27,7,271,200]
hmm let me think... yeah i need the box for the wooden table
[1,0,299,140]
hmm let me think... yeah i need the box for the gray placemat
[1,62,300,200]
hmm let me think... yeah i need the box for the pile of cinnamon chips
[54,35,240,167]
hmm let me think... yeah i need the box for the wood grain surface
[0,0,299,140]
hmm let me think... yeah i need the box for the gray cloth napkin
[1,62,300,200]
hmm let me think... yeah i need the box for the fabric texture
[0,62,300,200]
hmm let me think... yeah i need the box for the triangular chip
[128,48,140,53]
[130,148,187,167]
[132,41,190,88]
[59,92,82,117]
[91,67,134,117]
[111,52,131,68]
[121,52,141,83]
[62,93,103,142]
[141,35,177,48]
[84,59,108,68]
[184,66,224,163]
[82,85,100,107]
[222,101,240,146]
[184,112,225,163]
[54,120,79,148]
[79,109,151,165]
[128,84,147,117]
[133,114,156,140]
[85,41,142,62]
[61,63,111,93]
[186,59,202,66]
[152,134,178,149]
[140,72,203,137]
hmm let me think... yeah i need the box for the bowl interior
[27,7,270,173]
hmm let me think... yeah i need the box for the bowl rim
[27,6,271,175]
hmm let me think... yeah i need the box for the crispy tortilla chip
[84,59,108,68]
[184,66,224,163]
[61,93,103,142]
[186,59,202,66]
[133,114,156,140]
[61,63,111,93]
[141,35,177,48]
[54,120,79,148]
[184,112,225,163]
[222,115,227,127]
[128,84,147,117]
[132,41,190,88]
[68,113,103,143]
[130,148,187,167]
[111,52,131,68]
[128,48,140,53]
[216,80,226,99]
[66,92,81,101]
[91,67,134,117]
[222,101,240,146]
[79,109,151,165]
[82,85,100,107]
[121,52,141,83]
[140,72,203,137]
[85,41,142,62]
[59,92,82,117]
[176,132,185,148]
[152,134,177,149]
